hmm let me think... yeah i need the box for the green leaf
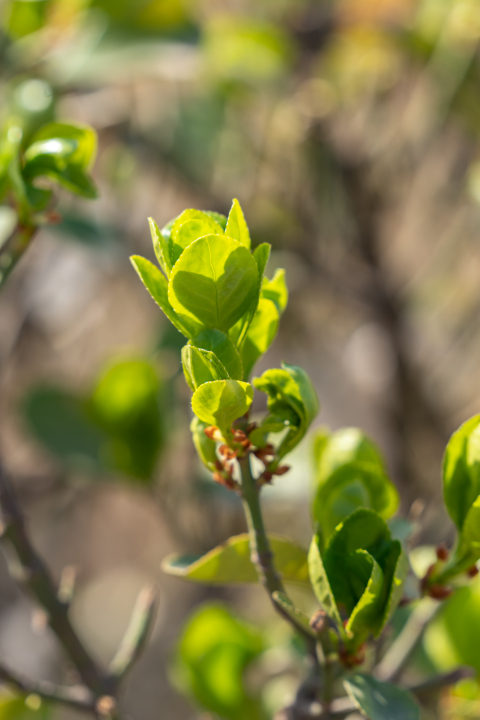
[191,379,254,434]
[272,592,316,637]
[240,298,279,379]
[190,416,218,471]
[170,209,225,266]
[261,269,288,314]
[162,533,310,585]
[91,359,163,481]
[130,255,202,338]
[443,415,480,531]
[169,234,258,333]
[313,460,399,544]
[424,580,480,674]
[438,496,480,580]
[315,427,387,485]
[344,675,420,720]
[225,198,251,249]
[204,210,228,229]
[182,345,229,391]
[309,509,407,650]
[148,217,172,277]
[253,363,319,461]
[191,329,243,380]
[173,602,264,720]
[22,386,105,474]
[229,243,271,347]
[23,123,97,198]
[308,534,343,631]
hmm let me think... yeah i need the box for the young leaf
[163,533,310,585]
[191,329,243,380]
[240,297,279,379]
[191,379,254,434]
[225,198,251,248]
[190,416,218,471]
[204,210,228,229]
[170,209,225,266]
[313,460,399,544]
[345,550,384,644]
[261,269,288,314]
[148,217,172,276]
[169,234,258,333]
[344,675,420,720]
[182,345,229,391]
[130,255,202,338]
[253,362,319,461]
[443,415,480,531]
[315,427,387,485]
[229,243,271,347]
[308,534,343,632]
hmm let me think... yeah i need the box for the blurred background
[2,0,480,718]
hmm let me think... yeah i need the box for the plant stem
[238,455,317,653]
[0,223,36,290]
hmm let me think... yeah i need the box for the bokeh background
[2,0,480,718]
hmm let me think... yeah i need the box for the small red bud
[204,426,219,440]
[309,609,327,633]
[274,465,290,476]
[428,584,453,600]
[262,471,273,483]
[467,565,479,578]
[436,543,449,561]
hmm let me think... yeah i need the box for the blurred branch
[375,598,440,683]
[0,661,95,712]
[0,222,37,291]
[109,585,158,684]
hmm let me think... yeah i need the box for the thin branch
[0,223,36,291]
[374,598,440,683]
[0,462,105,695]
[238,455,317,654]
[109,585,158,684]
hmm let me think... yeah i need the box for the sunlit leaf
[169,234,258,333]
[130,255,202,338]
[443,415,480,531]
[191,380,253,435]
[170,209,225,266]
[173,603,264,720]
[163,533,309,585]
[225,198,251,249]
[240,298,279,379]
[190,416,218,471]
[229,242,271,347]
[261,269,288,314]
[182,345,229,391]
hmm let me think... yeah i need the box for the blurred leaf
[91,358,163,481]
[163,533,309,585]
[191,379,253,435]
[344,675,420,720]
[204,17,292,83]
[225,198,251,249]
[23,386,105,473]
[181,345,229,391]
[7,0,49,39]
[0,694,51,719]
[23,123,98,198]
[168,234,258,333]
[240,298,279,379]
[191,329,243,381]
[52,212,121,248]
[424,578,480,675]
[173,603,264,720]
[131,255,202,338]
